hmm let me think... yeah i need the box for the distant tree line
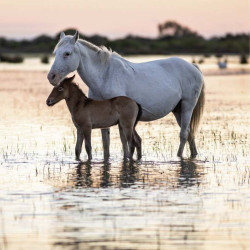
[0,21,249,55]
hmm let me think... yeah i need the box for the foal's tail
[134,103,142,128]
[190,65,205,139]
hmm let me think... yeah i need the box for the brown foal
[46,75,142,161]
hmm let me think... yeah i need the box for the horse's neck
[77,43,107,92]
[65,85,87,115]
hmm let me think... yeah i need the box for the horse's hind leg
[173,101,197,158]
[188,135,197,158]
[101,128,110,160]
[173,108,197,158]
[118,124,129,159]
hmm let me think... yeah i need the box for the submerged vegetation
[0,21,249,56]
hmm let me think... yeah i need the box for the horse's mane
[54,36,120,64]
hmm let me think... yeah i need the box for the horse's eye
[58,87,64,92]
[64,52,71,57]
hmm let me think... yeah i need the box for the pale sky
[0,0,249,39]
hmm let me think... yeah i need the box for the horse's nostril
[48,72,56,81]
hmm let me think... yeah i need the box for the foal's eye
[64,52,71,57]
[58,87,64,92]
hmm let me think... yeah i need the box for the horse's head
[47,31,80,86]
[46,75,75,106]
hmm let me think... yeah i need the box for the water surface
[0,61,249,249]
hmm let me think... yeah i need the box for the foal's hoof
[177,152,182,158]
[190,153,197,159]
[137,155,142,161]
[104,152,110,159]
[177,154,185,160]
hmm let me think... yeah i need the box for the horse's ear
[60,32,65,40]
[70,31,79,44]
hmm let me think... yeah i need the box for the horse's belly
[128,79,182,121]
[140,93,181,121]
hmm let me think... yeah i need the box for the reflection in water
[178,159,200,188]
[100,161,111,188]
[120,160,140,188]
[75,162,93,188]
[73,160,141,189]
[49,160,206,249]
[70,159,203,190]
[1,158,249,249]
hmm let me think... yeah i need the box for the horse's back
[132,56,204,100]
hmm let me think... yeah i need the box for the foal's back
[78,96,139,129]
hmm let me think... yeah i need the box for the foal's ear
[70,31,79,44]
[67,74,75,83]
[60,32,66,40]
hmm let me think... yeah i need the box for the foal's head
[46,75,75,106]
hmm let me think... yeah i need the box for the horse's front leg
[75,128,84,161]
[101,128,110,160]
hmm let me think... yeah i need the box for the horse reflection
[178,159,201,188]
[75,162,93,188]
[74,161,112,188]
[120,160,140,188]
[73,159,202,189]
[100,162,111,187]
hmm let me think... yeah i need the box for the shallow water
[0,67,250,249]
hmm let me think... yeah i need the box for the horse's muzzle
[47,72,57,86]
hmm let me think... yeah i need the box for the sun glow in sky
[0,0,249,39]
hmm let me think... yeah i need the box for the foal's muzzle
[46,99,55,106]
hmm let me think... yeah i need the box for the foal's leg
[131,137,136,159]
[75,128,84,161]
[83,127,92,161]
[173,104,197,158]
[118,124,129,159]
[133,129,142,160]
[120,125,133,159]
[101,128,110,160]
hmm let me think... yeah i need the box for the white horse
[48,31,205,159]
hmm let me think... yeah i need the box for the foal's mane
[54,36,120,64]
[70,81,93,103]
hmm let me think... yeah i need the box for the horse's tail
[134,103,142,128]
[190,65,205,139]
